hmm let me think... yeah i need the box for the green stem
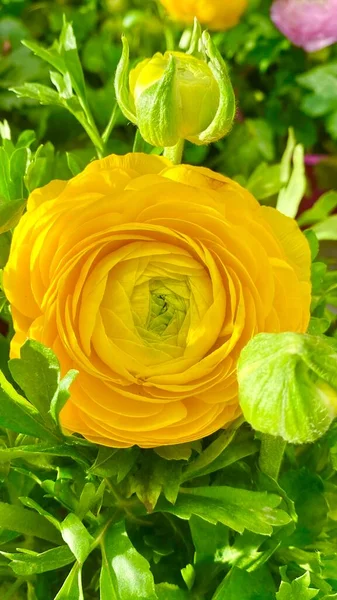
[163,139,185,165]
[259,434,286,480]
[102,102,120,148]
[164,25,175,51]
[133,129,147,153]
[71,112,104,159]
[3,578,24,600]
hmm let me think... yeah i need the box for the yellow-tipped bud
[115,27,236,148]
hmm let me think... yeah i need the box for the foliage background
[0,0,336,598]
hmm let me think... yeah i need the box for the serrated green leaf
[100,520,157,600]
[276,572,319,600]
[182,421,243,482]
[60,514,94,565]
[156,486,291,535]
[127,451,183,510]
[154,441,201,461]
[2,545,75,575]
[10,83,65,107]
[0,370,56,440]
[90,447,140,482]
[9,340,60,419]
[0,443,89,467]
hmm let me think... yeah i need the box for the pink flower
[271,0,337,52]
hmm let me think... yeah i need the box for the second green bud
[115,29,236,148]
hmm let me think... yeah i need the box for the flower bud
[115,30,236,147]
[271,0,337,53]
[238,332,337,444]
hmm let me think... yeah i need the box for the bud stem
[259,434,287,480]
[164,139,185,165]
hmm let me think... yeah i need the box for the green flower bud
[237,332,337,444]
[114,29,236,147]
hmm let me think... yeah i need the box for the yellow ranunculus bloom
[4,153,311,448]
[160,0,248,31]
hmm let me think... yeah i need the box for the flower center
[146,278,190,336]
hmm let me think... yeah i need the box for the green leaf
[66,151,86,176]
[0,197,26,234]
[22,39,66,76]
[9,338,77,429]
[90,447,140,482]
[0,501,62,544]
[16,130,36,149]
[182,420,243,482]
[312,215,337,241]
[298,191,337,227]
[54,563,84,600]
[303,230,319,261]
[0,370,56,440]
[212,567,276,600]
[0,443,89,467]
[126,451,183,510]
[155,583,188,599]
[277,142,306,218]
[10,82,65,107]
[182,435,258,482]
[9,340,60,419]
[280,128,296,185]
[181,564,195,591]
[154,441,201,461]
[280,468,328,546]
[0,147,13,202]
[50,369,78,426]
[247,162,282,200]
[59,19,87,103]
[2,545,75,575]
[24,142,55,192]
[100,520,157,600]
[276,572,319,600]
[156,486,291,535]
[60,514,94,565]
[238,333,337,444]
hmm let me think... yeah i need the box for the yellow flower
[4,153,311,448]
[160,0,248,31]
